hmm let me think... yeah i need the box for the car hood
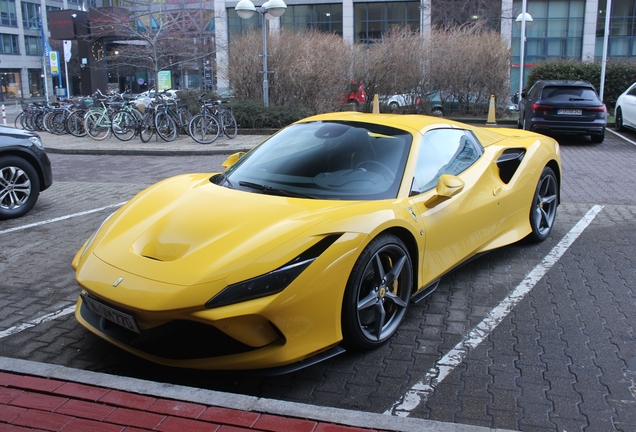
[92,174,360,286]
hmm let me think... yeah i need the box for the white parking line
[0,306,76,340]
[385,204,604,417]
[0,202,126,235]
[608,128,636,147]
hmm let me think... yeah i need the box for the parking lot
[1,124,635,431]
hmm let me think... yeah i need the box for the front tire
[341,234,412,350]
[527,167,558,243]
[615,108,625,131]
[0,156,40,220]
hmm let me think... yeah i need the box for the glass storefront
[28,69,45,97]
[0,69,21,100]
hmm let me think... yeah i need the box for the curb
[0,357,502,432]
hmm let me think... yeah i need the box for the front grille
[80,302,257,360]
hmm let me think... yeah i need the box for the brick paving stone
[9,392,67,411]
[156,415,221,432]
[11,409,73,430]
[148,399,207,419]
[0,388,22,404]
[198,406,259,427]
[252,414,317,432]
[0,405,26,423]
[55,399,116,421]
[103,407,165,429]
[98,390,157,410]
[53,382,111,401]
[62,418,125,432]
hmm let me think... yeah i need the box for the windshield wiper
[238,181,315,199]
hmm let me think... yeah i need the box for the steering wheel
[356,160,395,181]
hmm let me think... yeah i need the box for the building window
[227,7,261,39]
[280,4,343,35]
[1,70,21,99]
[0,0,17,27]
[21,2,40,30]
[596,0,636,58]
[511,0,585,64]
[24,35,40,55]
[354,2,420,44]
[0,32,18,53]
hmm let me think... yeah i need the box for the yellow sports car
[72,112,560,373]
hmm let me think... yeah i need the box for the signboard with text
[158,70,172,91]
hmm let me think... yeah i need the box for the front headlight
[80,212,115,258]
[29,136,44,150]
[205,235,340,308]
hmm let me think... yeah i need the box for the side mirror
[222,152,246,171]
[424,174,465,208]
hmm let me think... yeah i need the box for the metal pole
[519,0,527,98]
[600,0,612,101]
[39,18,50,101]
[261,11,269,108]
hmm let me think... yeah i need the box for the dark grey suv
[0,126,53,220]
[518,80,607,143]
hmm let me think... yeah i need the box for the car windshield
[542,86,598,101]
[220,121,412,200]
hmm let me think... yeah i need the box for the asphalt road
[1,127,635,431]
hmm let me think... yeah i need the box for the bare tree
[228,29,354,112]
[86,3,215,91]
[227,21,511,116]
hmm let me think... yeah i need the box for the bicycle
[153,91,193,142]
[188,94,221,145]
[211,100,238,139]
[84,90,124,140]
[111,98,143,141]
[65,97,93,137]
[138,98,158,143]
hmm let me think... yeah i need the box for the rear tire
[189,113,220,144]
[155,111,177,142]
[221,109,238,139]
[590,131,604,144]
[85,111,111,140]
[111,111,137,141]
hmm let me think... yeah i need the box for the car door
[408,128,502,284]
[520,83,542,130]
[622,85,636,128]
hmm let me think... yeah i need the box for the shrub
[231,99,313,129]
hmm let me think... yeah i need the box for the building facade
[1,0,634,100]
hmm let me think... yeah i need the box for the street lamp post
[516,0,532,98]
[235,0,287,108]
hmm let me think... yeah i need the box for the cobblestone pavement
[1,122,635,431]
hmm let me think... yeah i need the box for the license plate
[557,109,582,115]
[81,293,140,333]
